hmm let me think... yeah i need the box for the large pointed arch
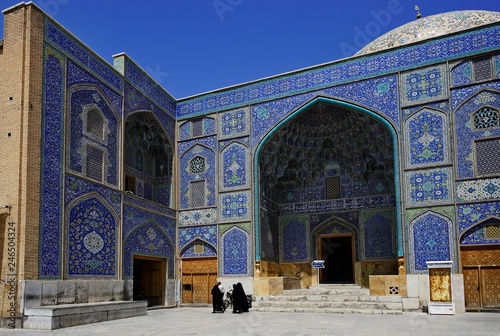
[253,96,402,261]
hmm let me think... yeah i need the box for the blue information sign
[311,260,325,268]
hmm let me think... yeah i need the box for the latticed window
[473,57,492,82]
[190,180,205,207]
[86,145,104,182]
[194,242,204,254]
[473,107,499,130]
[190,156,206,174]
[86,108,105,139]
[484,224,500,240]
[475,138,500,176]
[325,177,340,199]
[192,119,203,137]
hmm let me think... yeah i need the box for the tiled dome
[355,10,500,55]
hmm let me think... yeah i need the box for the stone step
[254,300,402,311]
[264,295,402,303]
[251,306,403,315]
[282,288,369,296]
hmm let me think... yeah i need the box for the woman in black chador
[231,284,241,313]
[236,282,249,312]
[211,284,223,313]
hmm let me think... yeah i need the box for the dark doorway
[133,256,166,306]
[319,235,354,283]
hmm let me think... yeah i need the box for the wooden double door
[461,245,500,310]
[181,258,218,304]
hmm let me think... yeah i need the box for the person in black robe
[237,282,249,312]
[211,284,223,313]
[231,284,241,313]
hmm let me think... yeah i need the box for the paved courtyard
[1,308,499,336]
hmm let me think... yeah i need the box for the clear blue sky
[1,0,499,98]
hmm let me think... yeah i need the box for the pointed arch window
[190,156,206,174]
[473,107,499,130]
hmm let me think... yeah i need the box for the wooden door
[461,245,500,310]
[181,258,217,304]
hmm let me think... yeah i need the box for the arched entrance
[460,218,500,311]
[254,97,402,287]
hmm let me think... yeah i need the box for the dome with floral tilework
[355,10,500,55]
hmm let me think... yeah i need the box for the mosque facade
[1,2,500,328]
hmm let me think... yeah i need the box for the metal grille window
[474,107,499,130]
[86,145,104,182]
[86,108,104,139]
[485,225,500,240]
[190,180,205,207]
[192,119,203,137]
[475,139,500,176]
[194,242,204,254]
[325,177,340,199]
[473,57,492,82]
[190,156,206,174]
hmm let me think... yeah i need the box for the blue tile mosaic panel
[221,226,250,276]
[65,175,121,215]
[457,201,500,235]
[402,100,449,119]
[220,142,250,191]
[362,211,395,259]
[123,56,176,117]
[451,81,500,111]
[252,76,399,149]
[179,144,216,209]
[454,89,500,179]
[67,85,119,186]
[451,60,472,87]
[404,167,453,207]
[123,194,176,218]
[260,209,279,262]
[409,211,454,273]
[178,225,217,252]
[123,221,174,279]
[281,216,308,262]
[400,64,448,107]
[218,107,250,140]
[66,59,122,112]
[122,205,176,248]
[310,212,359,233]
[460,218,500,245]
[124,82,176,145]
[45,20,122,92]
[177,25,500,119]
[404,109,449,168]
[218,190,251,222]
[66,195,117,277]
[178,136,217,156]
[39,46,65,278]
[178,208,217,226]
[180,240,217,258]
[457,178,500,202]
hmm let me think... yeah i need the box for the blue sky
[1,0,499,98]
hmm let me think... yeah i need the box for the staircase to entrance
[253,284,404,314]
